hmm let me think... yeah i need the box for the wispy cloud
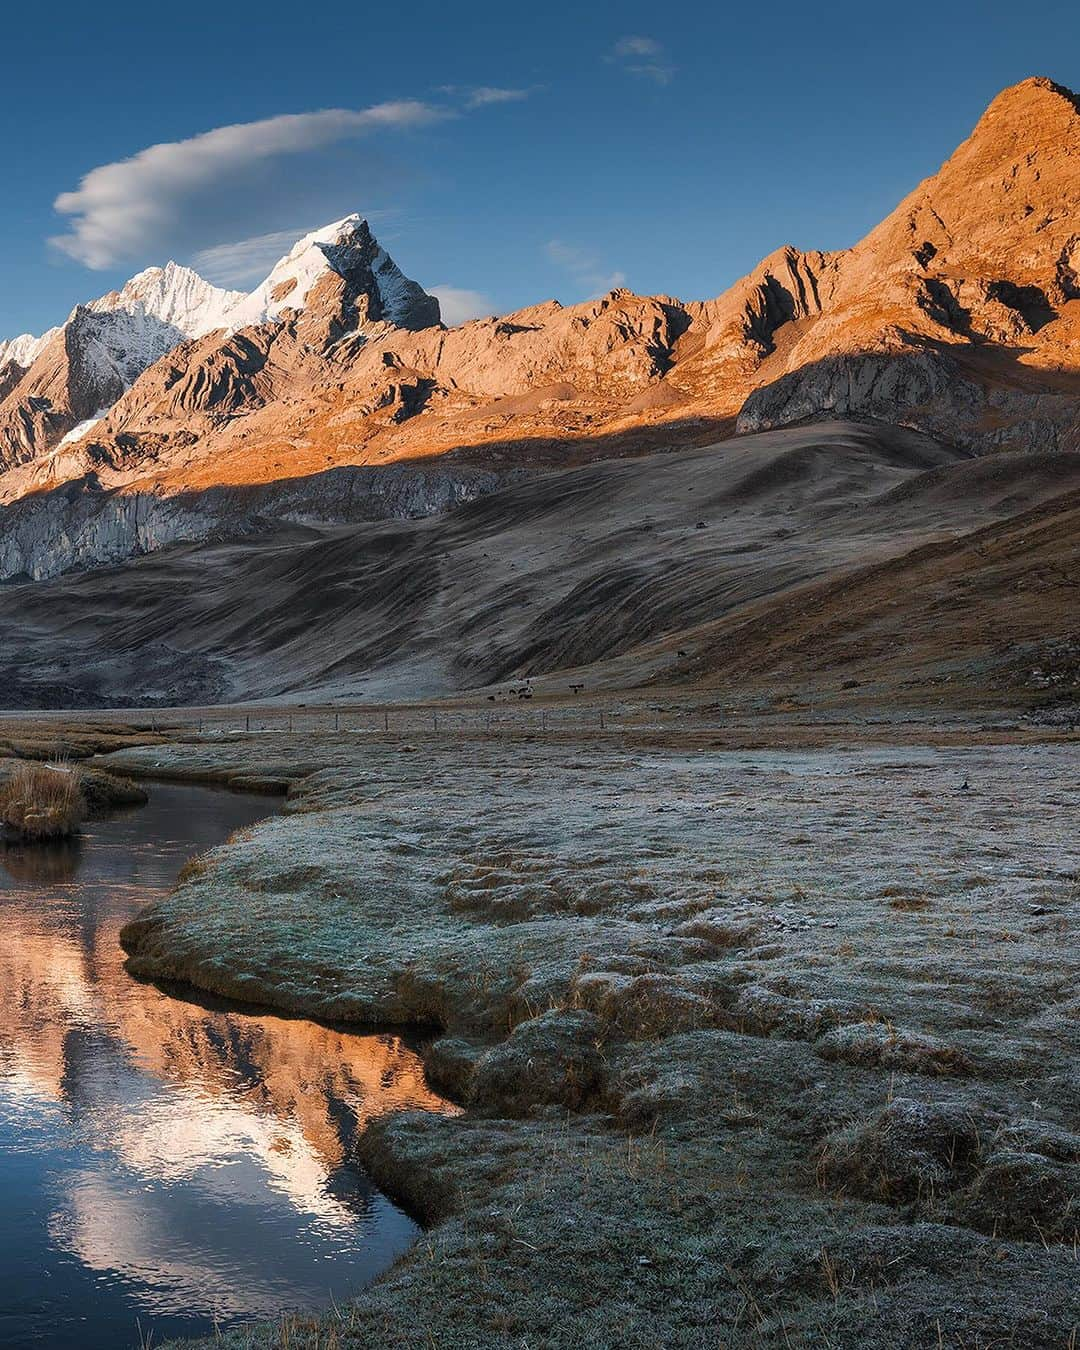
[50,102,449,270]
[465,86,531,108]
[191,228,313,287]
[609,35,676,85]
[545,239,626,298]
[437,84,534,109]
[429,285,497,325]
[192,212,399,287]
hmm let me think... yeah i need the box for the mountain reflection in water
[0,782,451,1349]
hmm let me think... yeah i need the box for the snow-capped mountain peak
[40,264,248,408]
[221,218,365,330]
[0,216,437,383]
[89,260,245,338]
[0,263,243,384]
[0,328,61,373]
[0,216,440,474]
[220,214,440,332]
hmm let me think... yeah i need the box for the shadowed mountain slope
[1,421,1077,710]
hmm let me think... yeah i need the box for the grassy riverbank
[0,760,85,838]
[81,711,1080,1349]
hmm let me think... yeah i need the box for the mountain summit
[222,216,441,333]
[0,263,244,469]
[0,217,439,476]
[98,261,245,339]
[0,262,241,379]
[0,78,1077,517]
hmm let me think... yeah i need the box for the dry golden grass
[0,762,86,840]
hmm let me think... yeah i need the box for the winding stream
[0,782,449,1348]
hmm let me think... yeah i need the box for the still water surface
[0,783,449,1348]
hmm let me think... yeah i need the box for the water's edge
[0,780,451,1350]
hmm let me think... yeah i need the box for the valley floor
[38,705,1075,1348]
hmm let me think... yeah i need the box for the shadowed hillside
[1,420,1077,711]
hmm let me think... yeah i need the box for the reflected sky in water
[0,784,451,1348]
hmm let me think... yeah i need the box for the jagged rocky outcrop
[733,78,1080,442]
[0,461,513,582]
[736,349,1080,455]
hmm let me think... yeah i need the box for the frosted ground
[97,728,1080,1349]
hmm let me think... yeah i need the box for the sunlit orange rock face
[0,76,1077,510]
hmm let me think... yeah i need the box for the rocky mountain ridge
[0,460,517,583]
[0,262,244,475]
[0,216,439,488]
[0,76,1077,586]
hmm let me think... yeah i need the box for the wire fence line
[147,703,690,739]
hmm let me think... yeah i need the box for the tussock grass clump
[814,1021,974,1077]
[0,762,86,840]
[817,1097,986,1205]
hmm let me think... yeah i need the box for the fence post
[600,710,605,730]
[245,714,250,732]
[335,711,340,732]
[289,713,293,733]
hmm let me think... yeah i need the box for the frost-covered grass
[100,730,1080,1348]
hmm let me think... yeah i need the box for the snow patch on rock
[57,411,109,449]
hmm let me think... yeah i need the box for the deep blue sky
[4,0,1078,336]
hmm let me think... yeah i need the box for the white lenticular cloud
[429,286,497,325]
[191,228,317,288]
[51,102,448,269]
